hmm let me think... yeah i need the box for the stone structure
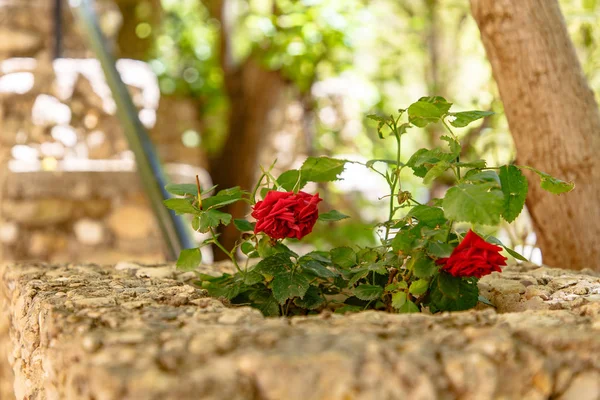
[0,0,209,264]
[1,262,599,400]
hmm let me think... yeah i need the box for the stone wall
[0,0,209,264]
[1,262,599,400]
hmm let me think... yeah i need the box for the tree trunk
[210,60,287,258]
[470,0,600,269]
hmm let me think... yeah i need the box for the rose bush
[252,191,322,240]
[165,96,574,316]
[436,230,507,278]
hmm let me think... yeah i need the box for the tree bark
[205,0,288,258]
[470,0,600,269]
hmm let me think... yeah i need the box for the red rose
[251,191,322,240]
[436,230,507,279]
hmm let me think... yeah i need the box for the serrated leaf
[438,272,460,299]
[409,279,429,296]
[365,159,403,169]
[294,286,324,310]
[253,253,293,276]
[391,291,407,309]
[385,281,407,291]
[330,247,357,268]
[276,169,306,191]
[426,242,454,258]
[234,219,255,232]
[272,271,311,304]
[176,248,202,271]
[300,260,337,278]
[407,205,447,227]
[300,156,347,182]
[464,169,500,184]
[429,275,479,312]
[244,271,264,285]
[391,228,418,253]
[318,210,350,222]
[165,183,198,196]
[202,187,244,209]
[398,300,419,313]
[249,290,280,317]
[448,110,494,128]
[443,182,504,225]
[366,114,392,123]
[499,165,528,222]
[163,198,198,215]
[198,209,232,233]
[423,160,451,184]
[303,251,331,264]
[519,166,575,194]
[456,160,487,169]
[353,284,384,301]
[347,269,369,286]
[408,96,452,127]
[440,135,460,158]
[412,255,438,278]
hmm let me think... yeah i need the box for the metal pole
[54,0,63,59]
[69,0,195,260]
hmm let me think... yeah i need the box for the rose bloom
[251,191,322,240]
[436,230,507,279]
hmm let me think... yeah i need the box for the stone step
[1,262,599,400]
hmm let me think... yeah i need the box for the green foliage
[443,182,504,225]
[166,96,573,317]
[498,165,528,222]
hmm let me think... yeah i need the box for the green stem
[210,228,243,274]
[442,119,461,181]
[384,130,403,245]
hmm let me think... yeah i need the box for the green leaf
[423,160,451,184]
[448,110,494,128]
[347,269,369,286]
[464,170,500,184]
[276,169,306,191]
[438,272,460,299]
[198,209,232,233]
[330,247,357,268]
[353,284,384,301]
[272,271,311,304]
[165,183,198,196]
[244,271,264,285]
[429,275,479,312]
[391,228,418,253]
[249,290,280,317]
[300,156,347,182]
[385,281,407,292]
[294,286,324,310]
[303,251,331,264]
[335,305,363,314]
[202,187,244,209]
[398,300,419,313]
[365,159,403,169]
[163,198,198,215]
[412,255,438,278]
[426,242,454,258]
[176,248,202,271]
[499,165,528,223]
[241,242,255,255]
[318,210,350,222]
[440,135,461,158]
[407,96,452,127]
[407,205,446,227]
[519,166,575,194]
[408,279,429,296]
[486,236,529,262]
[366,114,392,123]
[391,291,407,309]
[234,219,255,232]
[253,253,294,276]
[443,182,504,225]
[300,260,337,278]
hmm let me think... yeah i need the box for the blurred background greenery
[115,0,600,260]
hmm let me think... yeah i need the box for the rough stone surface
[1,262,599,400]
